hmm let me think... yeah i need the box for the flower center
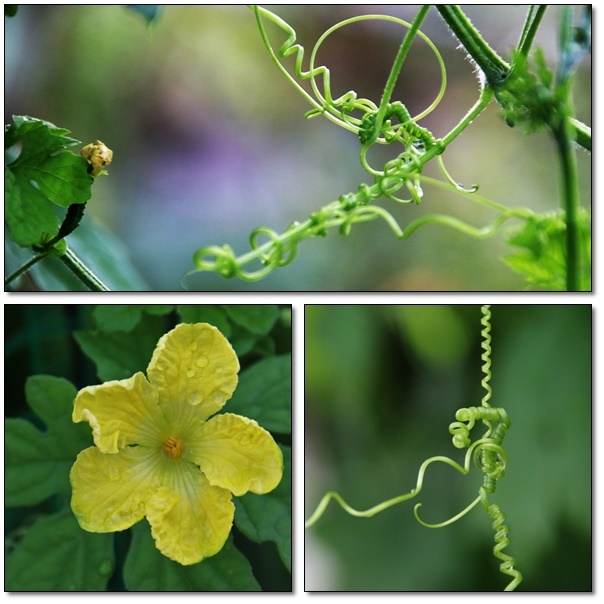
[163,436,185,459]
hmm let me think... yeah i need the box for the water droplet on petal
[190,392,205,405]
[186,368,195,378]
[239,433,252,446]
[213,393,224,405]
[107,467,120,481]
[196,355,209,368]
[214,364,223,374]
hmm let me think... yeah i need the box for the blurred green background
[305,304,591,591]
[4,5,591,290]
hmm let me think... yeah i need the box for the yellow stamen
[163,436,185,459]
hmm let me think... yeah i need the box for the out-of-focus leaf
[226,354,291,434]
[93,304,173,332]
[223,305,280,336]
[177,305,232,337]
[5,506,114,591]
[4,116,92,247]
[5,375,92,507]
[123,522,261,591]
[235,445,291,571]
[74,314,166,381]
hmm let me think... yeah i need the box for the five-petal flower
[70,322,283,566]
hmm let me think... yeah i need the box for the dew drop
[239,433,252,446]
[196,355,209,368]
[213,393,224,405]
[214,364,223,374]
[107,467,120,481]
[190,392,205,405]
[186,368,195,378]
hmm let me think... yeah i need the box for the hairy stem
[436,5,509,86]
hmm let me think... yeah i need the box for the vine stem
[60,247,110,291]
[555,6,583,291]
[555,113,581,291]
[373,5,431,137]
[435,5,509,86]
[4,252,49,288]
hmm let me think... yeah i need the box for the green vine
[305,305,522,591]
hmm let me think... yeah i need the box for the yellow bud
[81,140,113,177]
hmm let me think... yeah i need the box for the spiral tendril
[481,304,493,407]
[481,491,523,591]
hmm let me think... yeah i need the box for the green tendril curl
[306,305,523,591]
[190,5,521,283]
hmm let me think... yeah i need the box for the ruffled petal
[146,463,234,565]
[146,323,240,426]
[70,445,162,532]
[188,413,283,497]
[73,372,163,454]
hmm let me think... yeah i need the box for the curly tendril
[480,304,493,406]
[305,306,522,591]
[482,494,524,591]
[191,183,405,282]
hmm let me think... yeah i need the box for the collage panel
[4,5,591,292]
[304,304,592,592]
[4,303,292,592]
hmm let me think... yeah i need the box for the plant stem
[60,247,110,291]
[516,5,548,61]
[555,114,581,290]
[4,252,48,288]
[436,5,509,86]
[374,5,431,132]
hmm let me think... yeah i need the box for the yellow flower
[69,323,283,566]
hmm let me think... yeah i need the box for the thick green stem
[436,5,509,86]
[59,247,110,291]
[555,114,581,290]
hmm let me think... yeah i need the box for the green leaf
[5,375,92,507]
[177,305,232,337]
[5,116,92,247]
[5,506,115,591]
[223,305,280,336]
[93,305,174,332]
[504,209,591,290]
[226,354,291,434]
[4,169,60,247]
[235,445,292,572]
[123,522,261,591]
[74,314,166,381]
